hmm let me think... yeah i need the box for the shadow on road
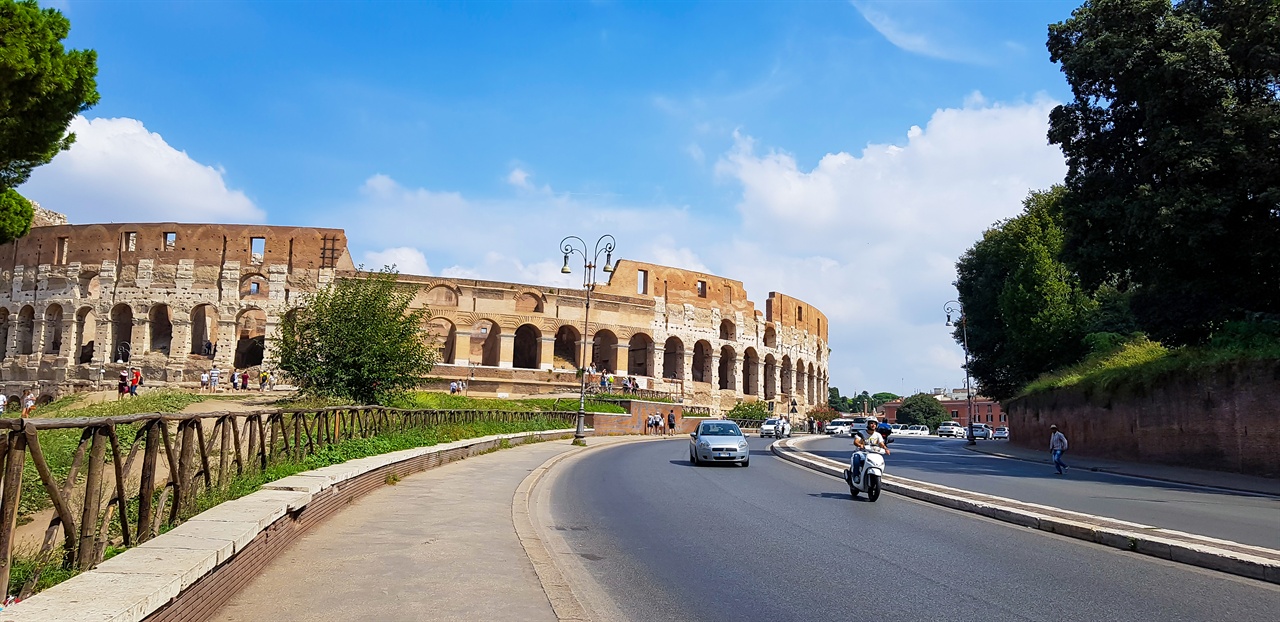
[808,491,857,501]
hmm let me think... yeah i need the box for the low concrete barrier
[2,428,578,622]
[772,436,1280,585]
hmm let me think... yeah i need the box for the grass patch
[389,392,626,414]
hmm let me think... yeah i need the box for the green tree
[1048,0,1280,344]
[726,400,770,421]
[870,392,899,408]
[0,188,32,244]
[0,1,99,190]
[895,393,949,431]
[272,268,437,404]
[954,187,1097,400]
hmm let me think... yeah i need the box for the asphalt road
[548,437,1280,622]
[803,434,1280,550]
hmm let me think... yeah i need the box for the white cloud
[18,116,265,224]
[507,167,533,189]
[363,247,431,276]
[851,1,985,64]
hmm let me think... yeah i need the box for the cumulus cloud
[363,247,431,276]
[18,116,265,224]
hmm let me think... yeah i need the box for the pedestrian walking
[449,381,458,394]
[117,371,128,400]
[200,371,209,393]
[21,390,36,418]
[241,371,250,391]
[1050,424,1069,475]
[667,409,676,437]
[0,394,7,414]
[209,366,221,392]
[230,368,239,391]
[129,367,141,397]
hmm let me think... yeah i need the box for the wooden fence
[0,407,576,597]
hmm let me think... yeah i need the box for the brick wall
[585,400,702,435]
[1006,360,1280,478]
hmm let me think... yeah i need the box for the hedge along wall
[1005,360,1280,478]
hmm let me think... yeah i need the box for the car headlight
[698,440,710,448]
[738,440,748,449]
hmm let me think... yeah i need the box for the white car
[825,419,857,435]
[760,418,791,438]
[904,424,930,436]
[937,422,966,438]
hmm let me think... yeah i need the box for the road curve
[546,437,1280,622]
[803,435,1280,550]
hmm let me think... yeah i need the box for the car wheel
[690,450,698,466]
[741,457,750,468]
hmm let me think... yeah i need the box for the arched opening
[513,324,541,369]
[36,394,54,406]
[554,325,580,369]
[0,308,8,359]
[425,285,458,307]
[763,325,777,348]
[692,340,712,383]
[190,304,220,356]
[663,337,684,380]
[234,308,267,368]
[110,304,133,363]
[44,304,64,355]
[240,274,269,301]
[719,319,735,341]
[743,348,759,396]
[4,395,17,412]
[794,360,806,403]
[75,307,96,364]
[781,356,793,395]
[718,345,735,390]
[17,305,35,355]
[515,293,543,314]
[764,354,776,400]
[426,318,456,364]
[149,305,173,354]
[627,333,653,377]
[591,329,618,373]
[470,320,501,367]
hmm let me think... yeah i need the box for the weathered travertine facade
[0,222,829,415]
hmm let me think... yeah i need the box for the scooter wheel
[867,474,881,502]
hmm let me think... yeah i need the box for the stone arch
[591,329,619,373]
[764,354,777,400]
[662,336,684,380]
[554,325,581,369]
[719,319,736,341]
[3,395,17,412]
[781,355,793,394]
[78,270,101,298]
[742,348,759,396]
[627,332,653,377]
[234,308,267,368]
[692,340,713,383]
[514,292,544,314]
[149,304,173,354]
[470,319,502,367]
[426,317,456,364]
[16,305,35,355]
[718,345,736,390]
[0,308,8,359]
[763,325,777,348]
[513,324,541,369]
[76,306,96,364]
[190,304,220,356]
[425,285,459,307]
[44,304,64,355]
[110,304,133,363]
[240,273,269,301]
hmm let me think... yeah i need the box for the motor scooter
[843,435,893,502]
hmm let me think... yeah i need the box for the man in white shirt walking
[1050,424,1069,475]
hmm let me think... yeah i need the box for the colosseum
[0,220,830,415]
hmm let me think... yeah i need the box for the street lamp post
[944,300,977,446]
[560,234,616,446]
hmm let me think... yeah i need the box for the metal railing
[0,407,576,596]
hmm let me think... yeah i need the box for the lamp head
[603,251,614,273]
[561,254,571,274]
[945,312,952,327]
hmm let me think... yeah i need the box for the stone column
[57,316,75,359]
[170,319,192,360]
[683,351,694,386]
[498,333,515,369]
[614,342,630,376]
[215,318,237,368]
[709,354,720,387]
[131,316,149,362]
[96,317,113,364]
[452,331,472,366]
[653,346,666,379]
[539,336,555,371]
[30,310,47,357]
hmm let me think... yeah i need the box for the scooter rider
[850,420,890,481]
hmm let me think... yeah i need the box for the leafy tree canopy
[0,0,99,190]
[726,400,771,420]
[954,187,1098,401]
[272,268,437,405]
[1048,0,1280,344]
[870,392,900,407]
[0,188,32,244]
[895,393,950,431]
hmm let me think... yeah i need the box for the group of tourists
[198,366,276,393]
[116,367,144,399]
[585,365,644,395]
[645,409,677,436]
[448,380,468,394]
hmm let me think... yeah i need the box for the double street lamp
[944,300,977,446]
[560,234,616,446]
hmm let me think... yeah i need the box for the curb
[772,436,1280,585]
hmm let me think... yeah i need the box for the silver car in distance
[689,420,750,467]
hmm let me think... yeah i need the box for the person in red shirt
[130,368,141,397]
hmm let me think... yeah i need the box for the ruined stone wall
[0,224,830,416]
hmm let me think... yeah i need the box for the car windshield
[699,423,743,436]
[764,419,779,425]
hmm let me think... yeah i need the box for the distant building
[881,389,1005,427]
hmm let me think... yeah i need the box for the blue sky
[21,0,1082,398]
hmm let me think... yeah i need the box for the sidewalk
[966,441,1280,497]
[210,439,583,622]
